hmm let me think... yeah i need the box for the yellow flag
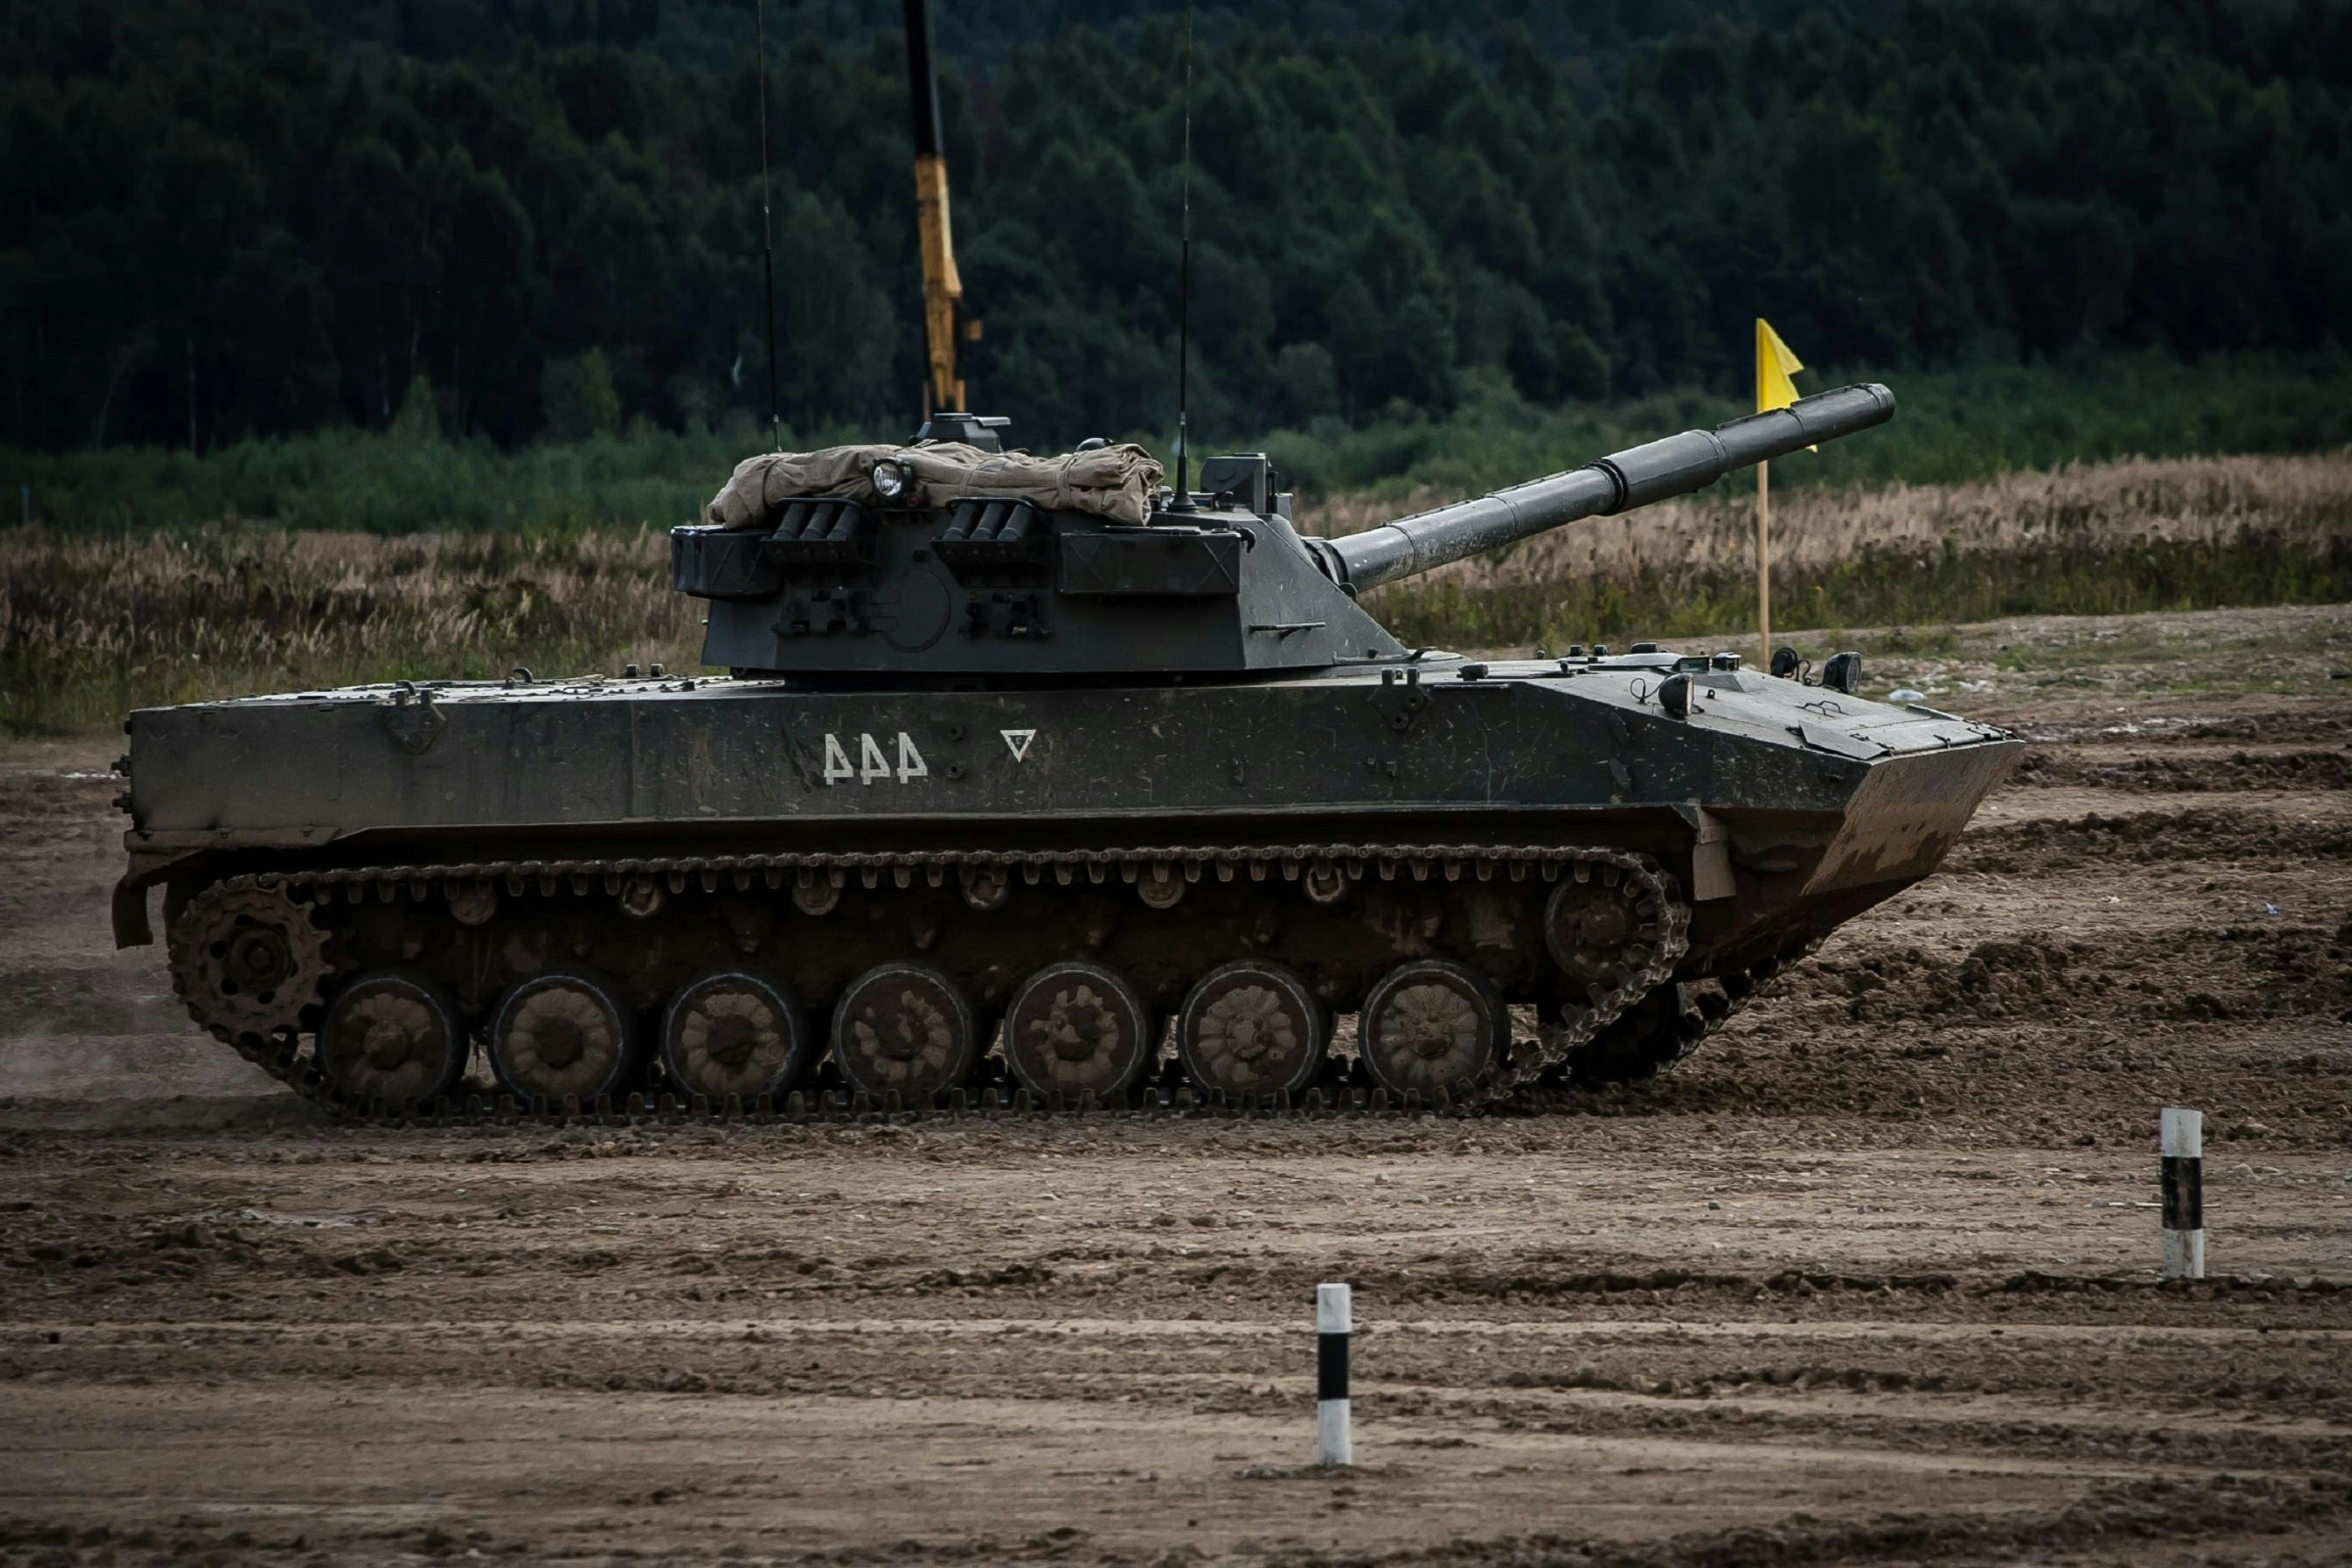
[1755,317,1813,449]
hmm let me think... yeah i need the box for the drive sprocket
[168,877,334,1042]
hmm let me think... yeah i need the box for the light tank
[112,383,2021,1119]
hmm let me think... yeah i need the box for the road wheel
[661,966,808,1102]
[318,968,469,1108]
[1176,960,1323,1097]
[1358,958,1503,1099]
[1003,960,1152,1101]
[489,966,639,1107]
[831,962,977,1100]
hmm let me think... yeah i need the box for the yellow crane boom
[906,0,967,414]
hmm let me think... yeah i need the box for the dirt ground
[1,603,2347,1568]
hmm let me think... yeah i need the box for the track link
[1548,936,1831,1088]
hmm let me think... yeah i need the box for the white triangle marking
[1001,728,1038,762]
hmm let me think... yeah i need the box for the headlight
[871,458,913,502]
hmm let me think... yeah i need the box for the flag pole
[1757,458,1771,668]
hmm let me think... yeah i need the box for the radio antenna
[1171,0,1196,510]
[756,0,782,452]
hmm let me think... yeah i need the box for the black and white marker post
[2161,1106,2205,1280]
[1316,1282,1351,1467]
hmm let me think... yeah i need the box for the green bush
[1260,353,2352,503]
[541,352,623,443]
[13,351,2352,537]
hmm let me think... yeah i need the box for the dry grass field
[0,526,704,734]
[1316,451,2352,650]
[1299,451,2352,574]
[6,453,2348,734]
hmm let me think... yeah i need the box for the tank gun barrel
[1317,382,1894,595]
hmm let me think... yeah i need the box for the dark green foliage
[302,0,1883,72]
[316,0,663,61]
[6,0,2352,454]
[540,352,622,442]
[1266,354,2352,500]
[2,424,746,533]
[8,352,2350,535]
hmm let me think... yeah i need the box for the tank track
[182,840,1690,1125]
[1544,934,1831,1090]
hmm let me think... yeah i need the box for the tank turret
[674,383,1894,682]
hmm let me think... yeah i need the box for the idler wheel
[317,968,469,1108]
[1358,959,1503,1099]
[168,880,333,1042]
[1177,960,1323,1097]
[1543,866,1658,1004]
[488,966,639,1107]
[831,962,977,1100]
[1003,960,1153,1101]
[661,966,808,1102]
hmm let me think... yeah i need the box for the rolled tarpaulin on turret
[707,440,1165,528]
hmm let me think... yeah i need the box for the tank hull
[117,658,2018,1108]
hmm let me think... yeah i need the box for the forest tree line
[301,0,1892,74]
[4,0,2350,455]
